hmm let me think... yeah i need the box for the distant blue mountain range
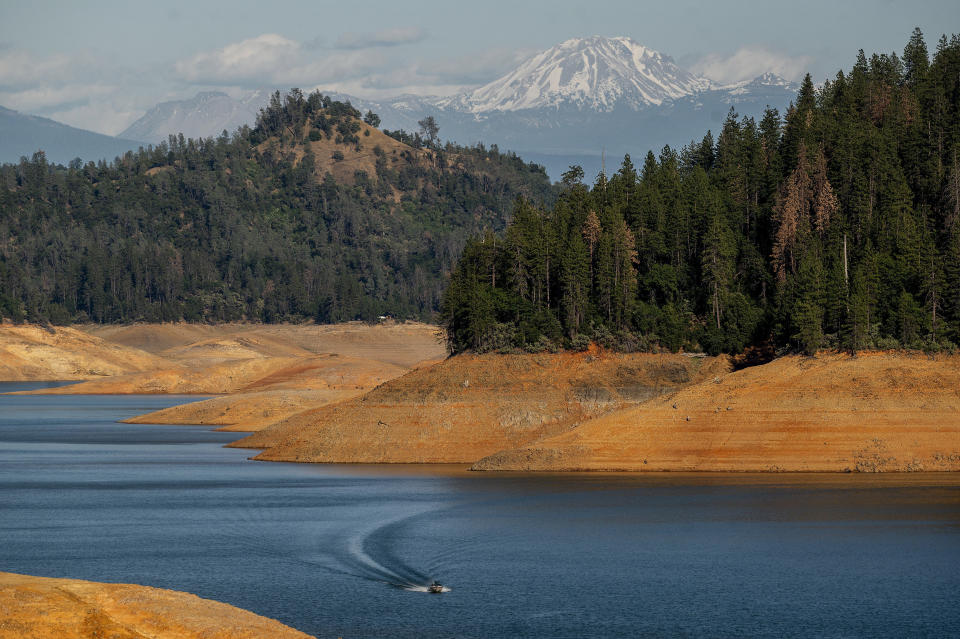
[0,106,145,166]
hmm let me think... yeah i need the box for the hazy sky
[1,0,957,135]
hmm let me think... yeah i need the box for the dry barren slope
[0,324,172,381]
[157,334,318,367]
[474,352,960,472]
[27,353,408,396]
[22,321,441,397]
[124,388,362,432]
[81,321,445,368]
[0,571,313,639]
[232,350,728,463]
[248,321,446,368]
[15,322,444,434]
[80,323,226,354]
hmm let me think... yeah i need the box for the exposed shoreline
[224,349,960,473]
[3,322,958,473]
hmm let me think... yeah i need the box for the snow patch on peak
[751,72,792,86]
[718,72,799,96]
[445,36,710,113]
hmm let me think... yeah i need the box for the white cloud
[334,27,426,50]
[323,71,469,100]
[174,34,390,88]
[278,49,387,86]
[0,50,90,89]
[174,34,302,84]
[425,47,536,85]
[318,46,535,99]
[0,84,115,111]
[690,46,812,85]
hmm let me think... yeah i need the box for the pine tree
[844,269,872,351]
[700,201,736,330]
[903,27,930,89]
[611,217,639,328]
[791,250,826,354]
[560,233,590,336]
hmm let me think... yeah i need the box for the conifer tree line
[442,30,960,355]
[0,91,553,324]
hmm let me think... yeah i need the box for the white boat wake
[402,584,452,593]
[341,503,449,591]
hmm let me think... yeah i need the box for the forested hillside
[0,91,554,324]
[442,30,960,355]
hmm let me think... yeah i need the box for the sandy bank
[473,352,960,472]
[9,321,441,396]
[0,571,313,639]
[125,387,365,431]
[232,350,728,463]
[81,321,445,368]
[0,324,171,381]
[27,353,408,396]
[5,321,445,435]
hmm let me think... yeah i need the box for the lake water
[1,383,959,638]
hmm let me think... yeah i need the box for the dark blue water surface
[1,383,958,638]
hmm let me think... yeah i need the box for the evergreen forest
[442,30,960,355]
[0,91,554,324]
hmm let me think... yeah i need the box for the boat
[428,581,444,593]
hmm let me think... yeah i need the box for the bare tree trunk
[714,281,721,330]
[843,233,850,316]
[843,234,849,289]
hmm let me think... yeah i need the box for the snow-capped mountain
[444,36,710,113]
